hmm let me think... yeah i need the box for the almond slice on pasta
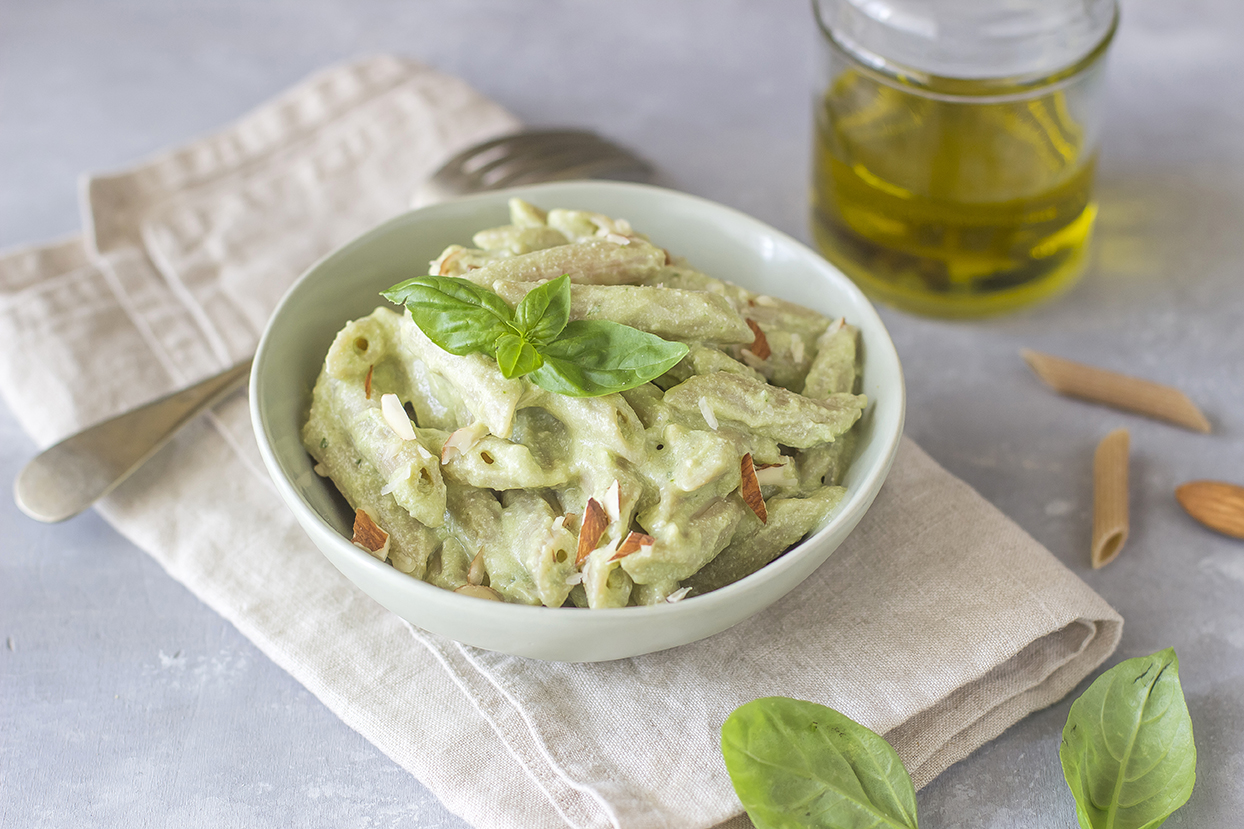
[352,508,390,560]
[739,453,767,524]
[1092,429,1130,569]
[611,531,655,561]
[1022,349,1210,433]
[745,319,771,360]
[576,498,608,566]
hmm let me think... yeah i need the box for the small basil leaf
[494,333,543,379]
[1060,648,1196,829]
[721,697,918,829]
[528,320,688,397]
[381,276,515,356]
[514,274,571,346]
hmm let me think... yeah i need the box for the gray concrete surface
[2,0,1241,826]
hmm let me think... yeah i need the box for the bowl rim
[250,180,906,623]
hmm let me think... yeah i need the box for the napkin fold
[0,56,1122,829]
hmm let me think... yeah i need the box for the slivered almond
[698,396,719,430]
[576,498,608,566]
[745,319,771,360]
[352,508,390,558]
[790,335,805,365]
[739,453,767,523]
[666,586,692,603]
[611,531,655,561]
[364,364,374,399]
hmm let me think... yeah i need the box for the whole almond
[1175,480,1244,539]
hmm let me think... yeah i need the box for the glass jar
[811,0,1118,317]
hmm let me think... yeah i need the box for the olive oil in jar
[811,69,1102,317]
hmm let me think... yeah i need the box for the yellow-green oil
[811,70,1098,317]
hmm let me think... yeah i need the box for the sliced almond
[1176,480,1244,539]
[454,584,504,602]
[739,453,768,524]
[380,393,416,441]
[441,421,490,463]
[437,247,464,276]
[364,364,374,400]
[467,548,488,586]
[352,508,390,559]
[745,319,771,360]
[611,531,655,561]
[603,479,621,523]
[576,498,608,566]
[754,459,798,488]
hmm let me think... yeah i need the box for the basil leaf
[381,276,515,355]
[528,320,688,397]
[514,274,571,346]
[495,333,543,379]
[721,697,918,829]
[1060,648,1196,829]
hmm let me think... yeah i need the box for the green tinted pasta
[302,199,868,607]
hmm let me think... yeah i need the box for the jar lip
[812,0,1119,102]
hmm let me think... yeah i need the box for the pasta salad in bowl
[251,181,904,661]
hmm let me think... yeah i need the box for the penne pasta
[303,200,869,606]
[492,281,754,345]
[663,372,866,449]
[1022,349,1211,433]
[1091,428,1130,569]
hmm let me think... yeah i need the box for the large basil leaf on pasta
[382,276,515,355]
[514,274,571,346]
[1060,648,1196,829]
[529,320,687,397]
[721,697,918,829]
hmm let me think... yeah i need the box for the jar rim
[812,0,1119,102]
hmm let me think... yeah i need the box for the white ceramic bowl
[250,181,905,662]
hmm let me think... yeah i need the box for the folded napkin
[0,56,1122,829]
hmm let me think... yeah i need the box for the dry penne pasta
[1022,349,1210,433]
[1092,428,1130,568]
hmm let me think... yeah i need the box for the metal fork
[411,129,653,207]
[14,129,655,523]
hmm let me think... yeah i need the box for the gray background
[2,0,1241,826]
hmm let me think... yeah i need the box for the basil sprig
[381,274,687,397]
[721,648,1196,829]
[1060,648,1196,829]
[721,697,918,829]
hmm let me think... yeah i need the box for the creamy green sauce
[303,200,864,608]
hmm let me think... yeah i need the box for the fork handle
[13,360,252,523]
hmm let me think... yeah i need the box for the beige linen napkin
[0,56,1121,829]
